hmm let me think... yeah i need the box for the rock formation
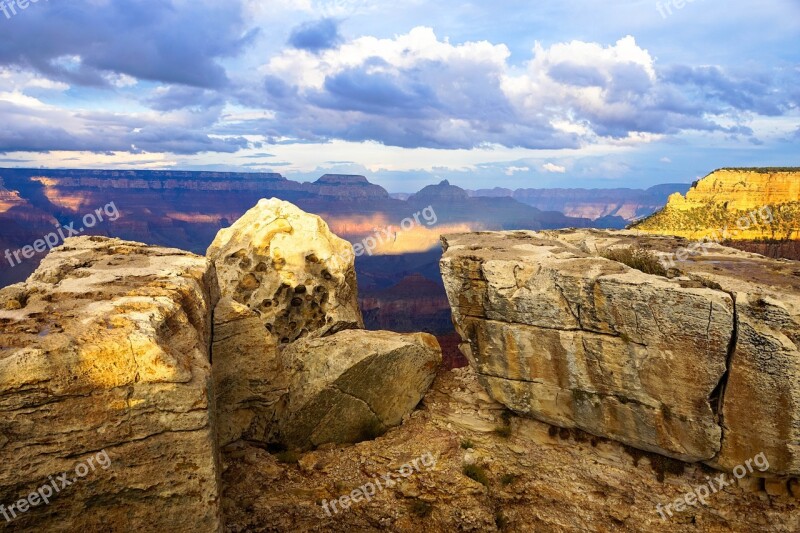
[207,197,363,344]
[0,237,221,531]
[5,196,800,531]
[222,366,800,533]
[279,330,441,450]
[207,199,440,449]
[633,168,800,240]
[440,229,800,476]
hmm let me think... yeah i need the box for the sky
[0,0,798,192]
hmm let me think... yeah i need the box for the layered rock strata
[440,229,800,476]
[0,236,221,531]
[633,168,800,240]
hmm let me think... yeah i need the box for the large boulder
[279,330,442,450]
[207,197,363,345]
[208,199,440,449]
[441,229,800,475]
[0,236,221,531]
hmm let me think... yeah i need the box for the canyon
[1,198,798,531]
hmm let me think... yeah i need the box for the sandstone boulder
[0,236,221,531]
[278,329,442,450]
[208,199,440,449]
[207,197,363,345]
[441,229,800,475]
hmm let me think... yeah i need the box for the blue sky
[0,0,797,191]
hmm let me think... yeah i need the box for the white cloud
[505,165,530,176]
[542,162,566,173]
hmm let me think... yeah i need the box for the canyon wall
[634,168,800,241]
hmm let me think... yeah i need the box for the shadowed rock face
[441,229,800,475]
[0,236,221,532]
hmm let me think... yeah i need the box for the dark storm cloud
[662,65,798,116]
[146,86,226,112]
[288,18,342,52]
[0,99,250,155]
[0,0,255,88]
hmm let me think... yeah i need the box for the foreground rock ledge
[441,229,800,475]
[0,236,221,532]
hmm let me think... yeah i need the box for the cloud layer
[0,0,795,185]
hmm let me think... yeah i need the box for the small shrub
[493,426,512,439]
[602,246,667,277]
[462,464,489,486]
[275,450,300,464]
[460,439,475,450]
[410,499,433,518]
[495,512,509,530]
[500,473,518,486]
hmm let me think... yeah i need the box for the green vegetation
[409,499,433,518]
[460,439,476,450]
[500,473,518,486]
[462,464,490,486]
[601,246,668,277]
[275,450,300,464]
[493,426,512,439]
[716,167,800,173]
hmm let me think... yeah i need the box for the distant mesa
[409,179,470,202]
[312,174,389,200]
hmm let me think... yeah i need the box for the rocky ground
[221,367,800,533]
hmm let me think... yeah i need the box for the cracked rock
[279,329,442,450]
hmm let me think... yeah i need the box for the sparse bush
[275,450,300,464]
[493,426,512,439]
[460,439,475,450]
[410,499,433,518]
[602,246,667,277]
[500,473,518,486]
[495,512,509,530]
[462,464,489,486]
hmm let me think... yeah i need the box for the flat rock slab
[0,236,221,531]
[441,229,800,474]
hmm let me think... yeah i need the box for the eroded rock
[208,199,440,450]
[207,197,363,344]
